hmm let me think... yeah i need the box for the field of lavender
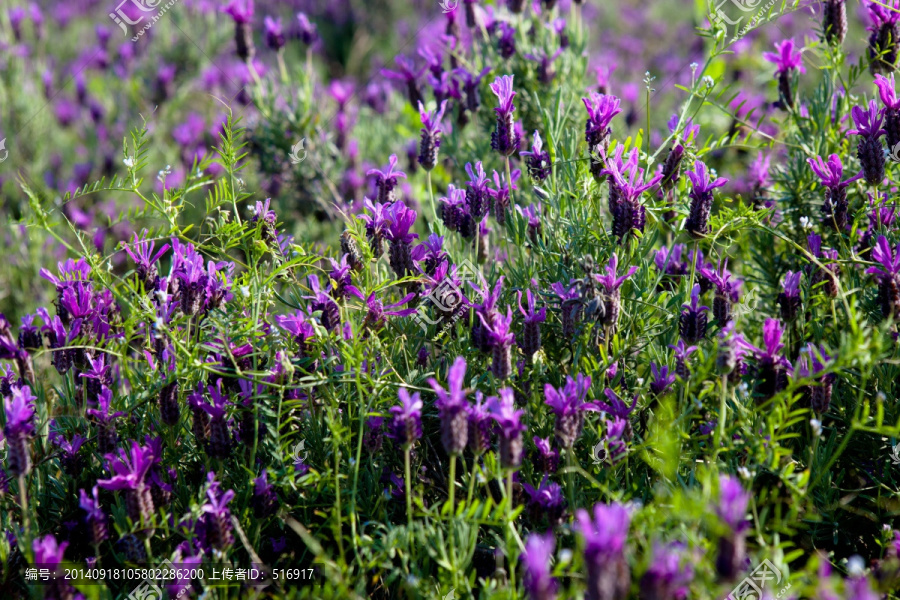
[2,0,900,598]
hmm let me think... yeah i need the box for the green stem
[19,474,29,543]
[466,456,478,506]
[716,374,727,454]
[506,471,516,595]
[448,453,457,511]
[404,445,413,527]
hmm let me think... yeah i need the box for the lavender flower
[823,0,847,45]
[340,230,365,272]
[251,471,278,518]
[867,0,900,74]
[481,307,516,380]
[521,131,552,181]
[660,116,700,190]
[517,202,543,244]
[489,168,520,224]
[679,284,709,343]
[806,234,840,298]
[699,260,742,324]
[467,392,492,455]
[361,292,417,330]
[594,253,638,329]
[875,73,900,151]
[488,388,526,469]
[202,380,232,459]
[601,147,663,243]
[575,502,632,600]
[778,271,802,322]
[33,535,79,600]
[359,198,392,258]
[795,343,835,414]
[417,100,448,170]
[639,541,694,600]
[384,201,419,281]
[544,373,595,449]
[715,475,750,580]
[532,436,560,473]
[649,363,676,396]
[296,12,319,46]
[595,388,638,440]
[807,154,862,231]
[223,0,255,61]
[382,55,425,107]
[122,230,169,288]
[497,21,517,59]
[685,161,727,237]
[669,339,699,381]
[470,275,504,352]
[465,161,492,221]
[762,39,804,109]
[866,235,900,321]
[275,309,315,356]
[490,75,521,156]
[716,321,750,381]
[518,289,547,360]
[552,281,582,339]
[79,486,108,545]
[521,531,558,600]
[86,386,123,455]
[389,388,423,447]
[417,234,448,276]
[848,100,887,186]
[429,357,470,455]
[582,93,622,164]
[746,319,791,401]
[367,155,407,205]
[3,386,36,476]
[97,441,156,530]
[523,475,566,525]
[201,472,236,550]
[304,275,341,332]
[264,16,285,51]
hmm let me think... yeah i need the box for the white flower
[123,157,135,168]
[738,466,751,480]
[847,555,865,577]
[800,216,811,230]
[702,75,714,88]
[810,419,822,437]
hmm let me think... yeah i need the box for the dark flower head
[389,388,423,446]
[650,363,676,396]
[3,385,36,438]
[867,235,900,279]
[367,155,407,204]
[223,0,254,24]
[488,387,525,438]
[582,93,622,143]
[594,253,637,292]
[86,386,125,425]
[640,541,694,600]
[576,501,630,560]
[868,0,900,29]
[544,374,594,418]
[686,160,728,196]
[875,73,900,109]
[595,388,638,420]
[807,154,862,188]
[264,16,285,50]
[33,534,68,569]
[97,441,154,491]
[384,200,419,244]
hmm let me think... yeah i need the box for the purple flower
[385,200,419,280]
[488,388,525,469]
[480,307,516,380]
[717,475,750,531]
[389,388,423,446]
[867,235,900,320]
[454,66,491,115]
[489,168,520,224]
[274,310,315,355]
[595,388,638,422]
[575,502,632,600]
[582,93,622,149]
[121,230,169,287]
[544,373,595,449]
[699,260,742,323]
[532,436,560,473]
[744,319,791,400]
[295,12,318,46]
[79,486,108,545]
[490,75,521,156]
[328,255,362,301]
[264,16,285,50]
[521,531,558,600]
[518,289,547,360]
[416,234,448,276]
[716,321,751,379]
[497,21,517,59]
[850,100,887,185]
[524,49,563,84]
[523,475,566,524]
[251,471,278,518]
[3,386,36,476]
[465,161,493,220]
[382,55,426,107]
[362,292,417,330]
[807,154,862,230]
[517,202,543,244]
[594,253,637,327]
[669,339,699,381]
[33,534,67,569]
[367,155,407,205]
[875,73,900,109]
[639,541,694,600]
[685,161,727,237]
[763,39,805,74]
[650,363,676,396]
[778,271,802,321]
[358,197,392,258]
[223,0,255,60]
[304,274,341,332]
[429,357,470,455]
[521,131,552,181]
[467,392,492,455]
[679,284,709,343]
[868,1,900,74]
[601,147,663,242]
[417,100,449,170]
[201,472,236,550]
[97,441,156,528]
[223,0,253,24]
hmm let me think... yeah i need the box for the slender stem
[565,449,575,509]
[716,374,728,454]
[466,456,478,506]
[404,445,412,527]
[448,453,457,511]
[506,471,516,595]
[19,474,29,541]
